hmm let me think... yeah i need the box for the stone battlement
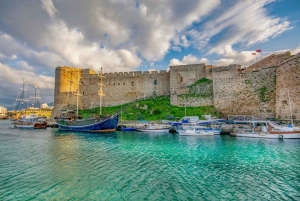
[52,51,299,121]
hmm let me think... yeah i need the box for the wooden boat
[230,120,300,139]
[12,115,47,129]
[136,123,170,133]
[11,80,47,129]
[55,68,118,132]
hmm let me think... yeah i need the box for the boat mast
[14,78,29,114]
[74,68,82,115]
[98,67,105,116]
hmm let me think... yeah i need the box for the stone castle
[51,51,300,120]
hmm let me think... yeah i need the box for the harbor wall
[276,53,300,120]
[51,51,299,121]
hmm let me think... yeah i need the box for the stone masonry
[51,51,300,121]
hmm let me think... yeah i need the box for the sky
[0,0,300,108]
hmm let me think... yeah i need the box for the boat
[116,125,136,131]
[11,115,47,129]
[136,123,171,133]
[169,118,224,135]
[11,80,48,129]
[230,120,300,139]
[55,67,119,132]
[178,125,214,136]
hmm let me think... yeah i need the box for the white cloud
[187,0,292,54]
[172,47,182,52]
[214,59,234,66]
[169,54,208,66]
[41,0,58,18]
[291,44,300,55]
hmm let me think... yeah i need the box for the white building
[0,106,7,114]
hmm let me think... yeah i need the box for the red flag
[256,49,261,52]
[252,52,256,55]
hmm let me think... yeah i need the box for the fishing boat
[178,125,214,136]
[11,80,48,129]
[55,67,118,132]
[136,123,170,133]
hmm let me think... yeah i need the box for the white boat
[11,115,47,129]
[136,123,170,133]
[230,120,300,139]
[170,119,223,135]
[178,125,214,136]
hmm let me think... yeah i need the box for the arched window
[131,81,134,86]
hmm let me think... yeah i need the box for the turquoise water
[0,120,299,200]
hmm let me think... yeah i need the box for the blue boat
[116,125,136,131]
[56,110,118,132]
[55,67,119,132]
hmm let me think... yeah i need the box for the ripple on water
[0,120,300,200]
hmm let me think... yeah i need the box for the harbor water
[0,120,299,200]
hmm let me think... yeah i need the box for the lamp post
[286,88,293,126]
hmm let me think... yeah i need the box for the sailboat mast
[98,67,105,116]
[77,68,79,114]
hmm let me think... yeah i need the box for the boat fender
[278,134,283,140]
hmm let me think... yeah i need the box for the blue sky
[0,0,300,108]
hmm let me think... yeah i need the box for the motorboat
[230,120,300,139]
[136,123,170,133]
[178,125,214,136]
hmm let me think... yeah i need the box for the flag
[256,49,261,52]
[252,52,256,55]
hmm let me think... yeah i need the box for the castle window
[131,81,134,86]
[123,83,125,85]
[83,92,84,95]
[154,80,157,85]
[180,76,183,82]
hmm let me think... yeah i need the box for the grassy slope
[79,96,219,121]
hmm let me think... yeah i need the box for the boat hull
[56,114,118,132]
[178,130,214,136]
[136,128,170,133]
[231,132,300,139]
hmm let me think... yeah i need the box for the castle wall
[169,64,213,106]
[213,64,276,117]
[246,52,291,71]
[276,53,300,120]
[79,70,170,108]
[51,51,299,120]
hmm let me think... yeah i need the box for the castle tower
[51,66,82,118]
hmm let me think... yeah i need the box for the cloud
[41,0,58,18]
[169,54,208,66]
[291,43,300,55]
[187,0,292,54]
[0,62,54,107]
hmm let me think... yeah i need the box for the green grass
[78,96,219,121]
